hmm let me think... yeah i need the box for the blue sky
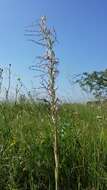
[0,0,107,101]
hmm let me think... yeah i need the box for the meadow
[0,101,107,190]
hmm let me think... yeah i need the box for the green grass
[0,102,107,189]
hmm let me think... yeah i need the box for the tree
[75,69,107,100]
[25,16,59,190]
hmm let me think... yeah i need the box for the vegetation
[75,69,107,100]
[26,16,59,190]
[0,102,107,190]
[1,17,107,190]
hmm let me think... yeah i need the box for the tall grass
[0,102,107,189]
